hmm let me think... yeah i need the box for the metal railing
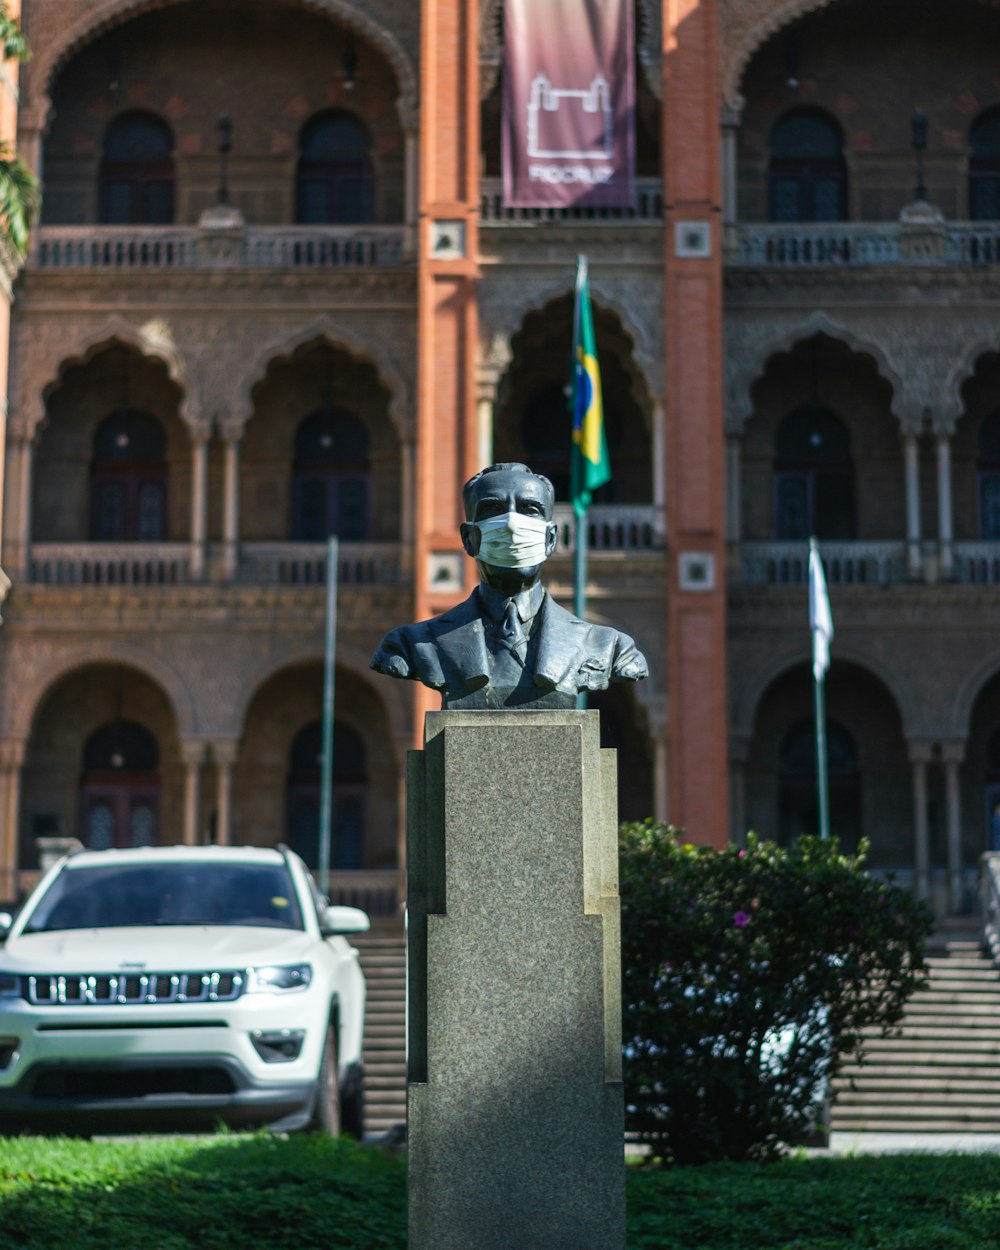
[480,177,663,225]
[325,870,402,918]
[237,542,406,586]
[980,853,1000,967]
[28,543,192,585]
[738,541,907,586]
[31,224,406,271]
[551,503,666,552]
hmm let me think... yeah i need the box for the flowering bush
[619,823,933,1164]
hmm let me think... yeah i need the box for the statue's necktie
[499,601,528,664]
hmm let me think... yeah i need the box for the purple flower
[733,910,751,928]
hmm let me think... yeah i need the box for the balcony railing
[952,543,1000,584]
[480,177,663,225]
[24,541,408,587]
[738,541,907,586]
[237,542,407,585]
[325,870,402,919]
[31,225,406,271]
[730,221,1000,267]
[551,504,666,552]
[28,543,192,585]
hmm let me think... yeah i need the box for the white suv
[0,845,368,1136]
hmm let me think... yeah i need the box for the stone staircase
[831,930,1000,1134]
[354,929,407,1137]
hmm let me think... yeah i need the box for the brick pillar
[663,0,729,845]
[414,0,481,743]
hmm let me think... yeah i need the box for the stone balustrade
[952,543,1000,583]
[738,541,907,586]
[28,543,192,585]
[31,224,406,270]
[236,542,407,585]
[730,221,1000,267]
[551,503,666,552]
[325,869,402,919]
[480,177,663,225]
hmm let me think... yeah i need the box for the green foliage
[0,3,35,256]
[0,2,28,62]
[619,823,934,1165]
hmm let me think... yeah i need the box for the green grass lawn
[0,1135,998,1250]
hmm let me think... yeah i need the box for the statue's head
[460,463,559,594]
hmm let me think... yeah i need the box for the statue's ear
[545,521,558,558]
[460,522,480,557]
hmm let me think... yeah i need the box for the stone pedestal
[407,709,625,1250]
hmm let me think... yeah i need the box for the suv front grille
[25,971,245,1006]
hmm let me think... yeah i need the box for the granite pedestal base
[407,709,625,1250]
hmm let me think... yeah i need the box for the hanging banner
[502,0,635,209]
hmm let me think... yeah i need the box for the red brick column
[663,0,729,846]
[414,0,481,739]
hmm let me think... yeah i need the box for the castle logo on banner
[502,0,634,209]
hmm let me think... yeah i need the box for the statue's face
[465,468,553,525]
[460,468,558,593]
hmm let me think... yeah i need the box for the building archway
[20,663,183,867]
[493,294,653,504]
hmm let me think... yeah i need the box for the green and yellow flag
[570,256,611,517]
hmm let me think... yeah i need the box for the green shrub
[619,824,933,1165]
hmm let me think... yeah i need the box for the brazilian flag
[570,256,611,517]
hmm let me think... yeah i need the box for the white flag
[808,538,833,682]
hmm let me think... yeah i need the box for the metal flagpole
[572,255,588,710]
[318,535,339,893]
[808,537,832,841]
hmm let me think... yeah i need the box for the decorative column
[475,366,498,472]
[0,739,25,902]
[651,398,667,544]
[936,429,954,580]
[221,427,241,581]
[729,735,749,846]
[400,434,416,551]
[908,740,932,901]
[725,433,742,544]
[903,431,922,579]
[643,695,669,824]
[1,428,25,575]
[189,430,209,581]
[212,740,239,845]
[720,103,742,250]
[941,740,965,914]
[403,112,420,259]
[663,0,729,845]
[180,740,206,846]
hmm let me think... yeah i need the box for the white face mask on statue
[474,512,552,569]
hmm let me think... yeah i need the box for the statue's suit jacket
[370,588,648,703]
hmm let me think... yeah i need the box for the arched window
[99,112,175,224]
[286,720,367,870]
[80,720,160,850]
[768,110,847,223]
[90,410,168,541]
[970,108,1000,221]
[291,408,370,541]
[977,411,1000,539]
[777,717,860,849]
[296,111,374,223]
[518,380,618,505]
[773,405,854,540]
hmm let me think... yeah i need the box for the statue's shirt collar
[476,580,545,627]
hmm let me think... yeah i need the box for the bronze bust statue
[370,462,648,708]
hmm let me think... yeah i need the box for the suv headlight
[246,963,313,994]
[0,974,21,1001]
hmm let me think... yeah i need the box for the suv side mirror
[0,913,12,941]
[320,905,370,936]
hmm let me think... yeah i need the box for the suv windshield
[23,862,305,933]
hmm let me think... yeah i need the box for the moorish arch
[943,337,1000,433]
[731,641,920,745]
[727,313,906,435]
[950,649,1000,742]
[11,643,198,743]
[21,319,199,442]
[28,0,418,130]
[236,318,411,440]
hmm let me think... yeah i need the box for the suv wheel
[306,1026,341,1135]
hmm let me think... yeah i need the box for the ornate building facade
[1,0,999,919]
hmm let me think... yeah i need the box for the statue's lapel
[534,595,592,691]
[431,594,491,693]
